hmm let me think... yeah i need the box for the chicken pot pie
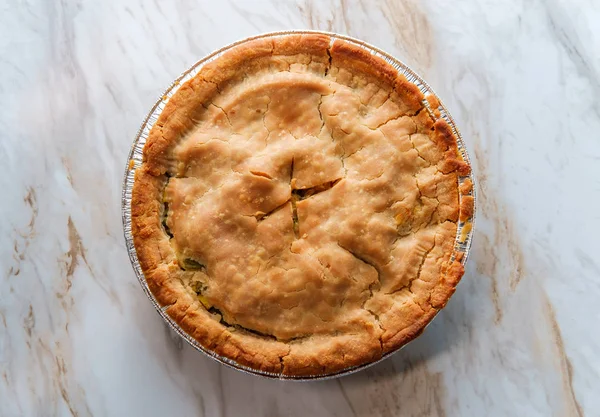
[131,34,473,377]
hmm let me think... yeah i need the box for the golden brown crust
[282,332,382,376]
[459,178,474,222]
[329,40,423,113]
[272,33,330,56]
[430,260,465,308]
[460,178,473,195]
[131,35,473,376]
[460,196,475,222]
[425,94,442,118]
[167,295,290,373]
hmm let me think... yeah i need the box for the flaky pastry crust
[131,34,472,376]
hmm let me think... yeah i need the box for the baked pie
[131,34,473,376]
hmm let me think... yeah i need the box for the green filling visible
[162,202,173,238]
[290,196,299,239]
[182,258,206,271]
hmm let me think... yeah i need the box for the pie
[131,34,473,377]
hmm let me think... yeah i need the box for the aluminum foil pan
[121,30,476,381]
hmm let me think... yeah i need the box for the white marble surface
[1,0,599,415]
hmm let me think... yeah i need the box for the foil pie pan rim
[121,30,476,381]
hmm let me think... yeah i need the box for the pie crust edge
[130,34,473,376]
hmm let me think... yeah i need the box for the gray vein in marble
[1,0,599,415]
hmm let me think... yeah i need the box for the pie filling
[132,35,472,375]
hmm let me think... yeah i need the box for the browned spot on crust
[426,94,442,118]
[459,196,474,222]
[459,178,473,195]
[459,176,474,231]
[543,294,584,417]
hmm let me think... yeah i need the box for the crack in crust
[131,34,471,376]
[337,242,384,351]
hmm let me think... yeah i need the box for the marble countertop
[2,0,599,416]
